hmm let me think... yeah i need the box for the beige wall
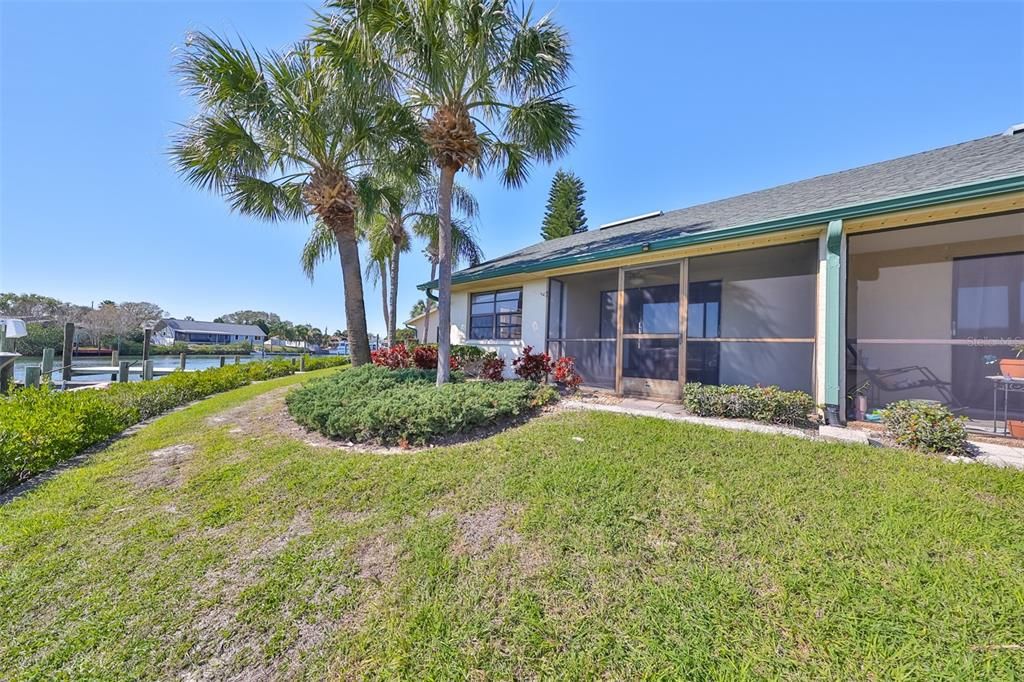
[450,281,547,378]
[559,269,618,339]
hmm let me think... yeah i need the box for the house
[153,319,266,347]
[405,308,439,344]
[419,127,1024,429]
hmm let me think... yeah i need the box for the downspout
[824,219,845,425]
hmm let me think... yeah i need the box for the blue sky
[2,1,1022,336]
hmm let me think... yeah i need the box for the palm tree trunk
[389,246,400,345]
[331,218,371,366]
[380,260,390,342]
[435,165,456,385]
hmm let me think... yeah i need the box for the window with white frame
[469,288,523,340]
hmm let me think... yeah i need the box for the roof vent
[600,210,663,230]
[1002,123,1024,136]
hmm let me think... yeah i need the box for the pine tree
[541,170,588,240]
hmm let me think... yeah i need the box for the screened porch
[846,211,1024,435]
[546,241,819,399]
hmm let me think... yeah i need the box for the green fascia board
[418,173,1024,291]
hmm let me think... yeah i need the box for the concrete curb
[560,400,814,440]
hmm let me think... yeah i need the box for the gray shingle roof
[161,319,266,336]
[452,131,1024,283]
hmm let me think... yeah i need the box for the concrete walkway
[562,397,1024,470]
[561,399,815,440]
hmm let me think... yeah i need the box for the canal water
[10,353,302,384]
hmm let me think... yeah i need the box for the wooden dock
[67,366,190,376]
[12,323,238,389]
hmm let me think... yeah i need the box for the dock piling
[25,366,41,388]
[219,356,225,367]
[142,328,152,363]
[299,354,306,371]
[143,359,154,381]
[118,361,130,383]
[179,353,186,370]
[234,355,240,365]
[41,348,54,382]
[61,323,74,383]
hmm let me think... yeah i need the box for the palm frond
[175,31,271,113]
[300,221,336,280]
[503,95,578,162]
[170,114,269,192]
[227,177,307,222]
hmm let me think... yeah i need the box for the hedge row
[683,382,814,425]
[0,357,348,489]
[286,364,558,446]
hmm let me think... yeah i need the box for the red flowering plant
[412,345,438,369]
[513,345,553,383]
[481,352,505,381]
[371,344,411,369]
[552,356,583,391]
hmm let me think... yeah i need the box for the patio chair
[846,342,962,411]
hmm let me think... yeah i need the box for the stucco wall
[451,280,548,377]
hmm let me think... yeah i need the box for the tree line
[0,293,331,351]
[170,0,579,385]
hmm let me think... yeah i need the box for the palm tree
[415,215,484,345]
[364,172,479,343]
[316,0,578,384]
[409,299,427,319]
[170,33,420,365]
[363,226,396,337]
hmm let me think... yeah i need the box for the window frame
[469,287,523,340]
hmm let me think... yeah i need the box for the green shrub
[0,357,346,489]
[451,345,486,363]
[0,388,134,488]
[286,364,557,446]
[304,355,350,372]
[879,400,969,456]
[683,383,814,425]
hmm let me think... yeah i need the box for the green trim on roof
[418,173,1024,291]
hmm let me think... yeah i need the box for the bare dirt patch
[180,509,322,681]
[205,388,340,448]
[129,444,196,490]
[452,504,524,557]
[355,535,399,583]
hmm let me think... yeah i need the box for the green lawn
[2,370,1024,679]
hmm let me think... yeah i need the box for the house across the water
[153,319,266,346]
[419,126,1024,430]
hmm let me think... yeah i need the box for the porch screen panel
[847,213,1024,423]
[546,268,619,390]
[688,241,817,394]
[621,264,680,380]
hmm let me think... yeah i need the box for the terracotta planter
[999,358,1024,379]
[1010,420,1024,439]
